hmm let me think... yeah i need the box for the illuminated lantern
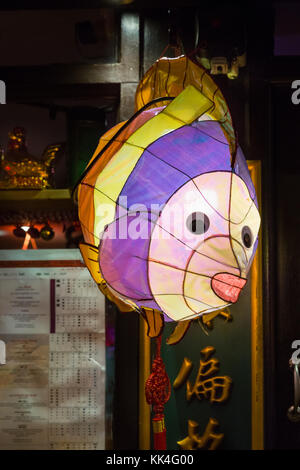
[75,56,260,450]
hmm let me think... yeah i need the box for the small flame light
[40,224,55,241]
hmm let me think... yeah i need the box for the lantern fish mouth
[211,273,247,303]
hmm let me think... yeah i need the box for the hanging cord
[158,8,184,59]
[158,36,184,60]
[145,334,171,450]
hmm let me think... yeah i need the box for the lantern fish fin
[141,307,165,338]
[166,320,191,345]
[201,308,233,329]
[166,308,232,344]
[79,242,102,284]
[79,242,136,313]
[99,282,137,313]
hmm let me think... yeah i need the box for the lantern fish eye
[242,225,253,248]
[186,212,210,234]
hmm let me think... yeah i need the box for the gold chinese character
[177,418,224,450]
[173,347,232,403]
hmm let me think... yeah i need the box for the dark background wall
[0,9,118,65]
[0,105,66,157]
[1,0,300,449]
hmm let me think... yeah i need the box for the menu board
[0,250,105,450]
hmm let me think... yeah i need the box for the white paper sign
[0,255,106,450]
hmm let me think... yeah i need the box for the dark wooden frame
[246,3,275,449]
[264,64,300,449]
[248,3,300,447]
[0,12,140,121]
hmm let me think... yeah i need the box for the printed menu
[0,264,105,450]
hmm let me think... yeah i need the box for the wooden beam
[0,12,139,94]
[120,82,138,120]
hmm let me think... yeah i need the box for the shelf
[0,189,75,213]
[0,189,71,201]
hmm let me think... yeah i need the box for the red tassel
[153,415,167,450]
[145,335,171,450]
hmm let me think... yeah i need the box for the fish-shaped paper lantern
[76,84,260,337]
[75,59,261,449]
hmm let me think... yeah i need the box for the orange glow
[22,233,37,250]
[22,233,31,250]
